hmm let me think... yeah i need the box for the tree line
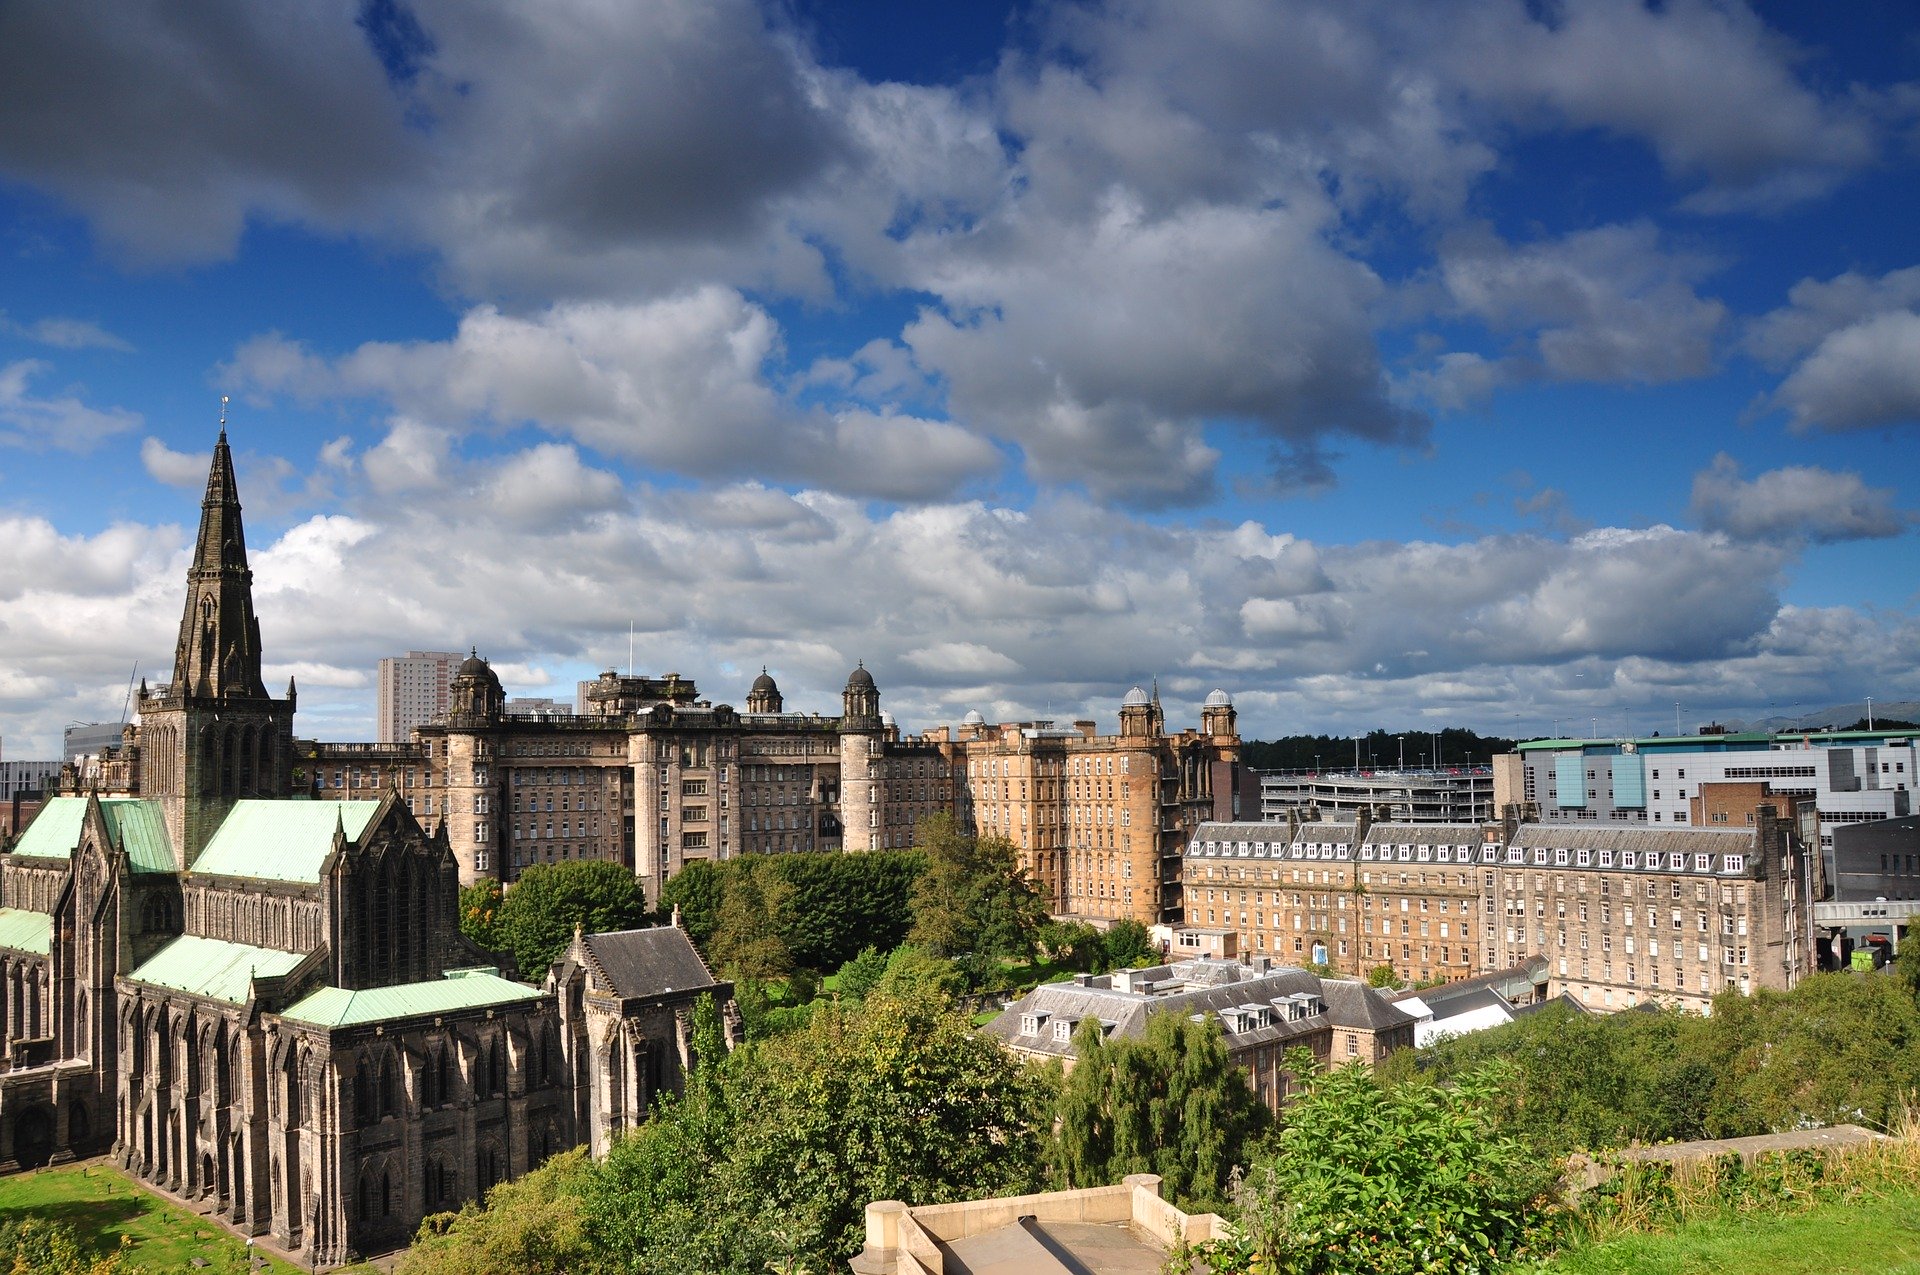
[1241,727,1515,773]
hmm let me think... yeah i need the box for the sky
[0,0,1917,756]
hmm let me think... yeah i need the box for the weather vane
[219,394,230,432]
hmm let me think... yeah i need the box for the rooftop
[280,969,544,1028]
[191,799,381,882]
[576,926,721,999]
[127,934,306,1004]
[10,796,175,873]
[0,908,52,957]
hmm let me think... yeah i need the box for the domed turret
[962,708,985,727]
[1122,685,1150,708]
[1202,687,1238,738]
[1204,688,1232,708]
[448,648,505,726]
[746,666,783,714]
[842,661,880,727]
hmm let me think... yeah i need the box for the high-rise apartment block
[375,650,461,743]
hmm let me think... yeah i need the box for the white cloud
[229,292,1004,502]
[140,437,210,487]
[0,360,140,452]
[1773,310,1920,433]
[1429,222,1725,388]
[0,314,133,352]
[1691,453,1910,542]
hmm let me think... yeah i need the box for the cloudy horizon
[1,0,1916,756]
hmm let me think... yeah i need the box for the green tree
[1215,1056,1550,1275]
[763,849,923,970]
[1037,919,1101,968]
[832,945,890,1002]
[1365,963,1399,988]
[871,943,968,1006]
[1097,919,1157,971]
[0,1217,126,1275]
[399,1150,599,1275]
[494,861,649,979]
[705,866,792,982]
[656,859,726,945]
[459,877,504,951]
[1050,1011,1269,1210]
[907,814,1046,964]
[719,982,1052,1266]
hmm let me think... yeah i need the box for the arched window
[489,1037,506,1096]
[354,1062,373,1128]
[379,1053,397,1118]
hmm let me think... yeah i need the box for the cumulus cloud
[140,437,210,487]
[1770,309,1920,432]
[0,361,140,451]
[1691,453,1910,542]
[1426,222,1725,390]
[228,292,1003,502]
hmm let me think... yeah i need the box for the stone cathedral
[0,433,729,1264]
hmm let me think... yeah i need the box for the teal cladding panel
[1555,755,1588,808]
[1613,753,1647,808]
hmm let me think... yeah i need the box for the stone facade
[1184,805,1815,1012]
[0,433,733,1264]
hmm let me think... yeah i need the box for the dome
[1121,685,1150,708]
[455,648,496,681]
[962,709,985,727]
[879,709,896,727]
[1204,688,1233,708]
[751,668,778,694]
[846,662,876,690]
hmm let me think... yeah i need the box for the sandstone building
[0,433,731,1264]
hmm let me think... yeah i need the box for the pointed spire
[170,422,267,700]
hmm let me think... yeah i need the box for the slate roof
[0,908,53,957]
[10,796,175,873]
[127,934,305,1004]
[280,970,544,1028]
[191,799,381,882]
[986,959,1411,1057]
[1508,824,1755,855]
[579,926,720,999]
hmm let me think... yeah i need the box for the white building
[375,650,462,743]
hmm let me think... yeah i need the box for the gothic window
[284,1051,302,1123]
[379,1053,398,1119]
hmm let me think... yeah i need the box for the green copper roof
[9,797,89,861]
[280,970,544,1028]
[128,935,305,1004]
[191,800,380,882]
[100,801,175,873]
[10,797,175,872]
[0,909,52,957]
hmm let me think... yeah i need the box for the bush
[1202,1055,1553,1275]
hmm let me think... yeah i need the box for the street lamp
[1397,735,1405,771]
[1867,697,1874,729]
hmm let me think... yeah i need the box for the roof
[0,908,52,956]
[1509,823,1754,855]
[579,926,720,999]
[280,970,544,1028]
[191,800,381,882]
[127,935,305,1004]
[10,796,175,873]
[987,959,1411,1056]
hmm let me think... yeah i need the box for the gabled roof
[1509,823,1754,854]
[191,799,381,882]
[280,970,544,1028]
[10,796,175,873]
[128,934,305,1004]
[578,926,720,1000]
[0,908,52,956]
[1318,978,1418,1031]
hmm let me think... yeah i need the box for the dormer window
[1022,1012,1050,1037]
[1053,1018,1076,1044]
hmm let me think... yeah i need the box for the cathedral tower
[138,426,296,866]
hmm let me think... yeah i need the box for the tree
[1365,963,1398,988]
[494,861,648,979]
[459,877,504,951]
[832,945,890,1002]
[907,814,1046,964]
[656,859,726,945]
[1050,1011,1269,1210]
[1097,919,1156,971]
[1213,1057,1551,1275]
[705,866,792,982]
[399,1150,599,1275]
[870,943,967,1006]
[719,982,1051,1266]
[0,1217,126,1275]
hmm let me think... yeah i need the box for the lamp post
[1397,735,1405,771]
[1867,697,1874,729]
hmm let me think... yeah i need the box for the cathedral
[0,433,730,1263]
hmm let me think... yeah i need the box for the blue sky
[0,0,1916,754]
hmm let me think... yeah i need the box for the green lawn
[0,1162,311,1273]
[1544,1187,1920,1275]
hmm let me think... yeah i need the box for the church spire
[169,417,268,700]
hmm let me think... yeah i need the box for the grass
[0,1162,317,1273]
[1541,1185,1920,1274]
